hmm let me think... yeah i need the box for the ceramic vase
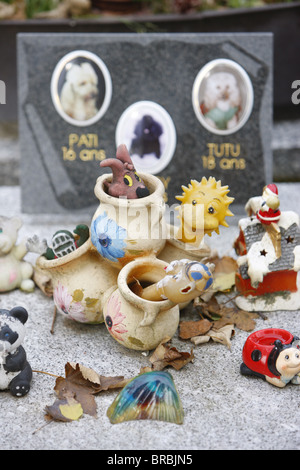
[91,172,167,268]
[103,256,180,351]
[159,223,211,264]
[34,238,119,323]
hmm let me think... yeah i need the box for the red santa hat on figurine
[257,183,281,225]
[264,183,278,197]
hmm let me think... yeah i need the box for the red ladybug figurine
[240,328,300,387]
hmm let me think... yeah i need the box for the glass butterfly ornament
[107,371,184,425]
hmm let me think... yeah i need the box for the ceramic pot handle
[139,300,174,327]
[139,304,162,327]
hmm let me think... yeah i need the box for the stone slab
[18,33,273,215]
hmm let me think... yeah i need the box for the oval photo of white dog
[192,59,254,135]
[51,50,112,127]
[115,101,177,175]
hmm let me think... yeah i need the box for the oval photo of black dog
[115,101,177,175]
[192,59,254,135]
[51,50,112,127]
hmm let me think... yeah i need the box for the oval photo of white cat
[51,50,112,127]
[192,59,254,135]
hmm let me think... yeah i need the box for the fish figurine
[140,259,214,304]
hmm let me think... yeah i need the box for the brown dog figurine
[100,144,150,199]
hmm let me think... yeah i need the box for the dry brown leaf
[207,324,235,349]
[190,335,210,346]
[69,362,101,385]
[206,255,238,293]
[98,376,130,391]
[209,255,238,275]
[191,324,235,349]
[129,278,143,297]
[46,362,128,422]
[54,363,100,417]
[45,397,83,422]
[68,362,129,391]
[144,337,195,371]
[179,318,211,339]
[213,306,259,332]
[194,296,259,332]
[140,366,153,374]
[194,296,222,321]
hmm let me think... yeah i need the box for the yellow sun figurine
[175,177,234,245]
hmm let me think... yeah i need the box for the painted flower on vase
[105,293,128,342]
[91,212,127,262]
[53,282,86,322]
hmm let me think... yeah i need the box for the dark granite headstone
[18,33,273,215]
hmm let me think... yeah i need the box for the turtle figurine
[45,225,89,259]
[26,225,89,260]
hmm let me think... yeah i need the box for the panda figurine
[0,306,32,397]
